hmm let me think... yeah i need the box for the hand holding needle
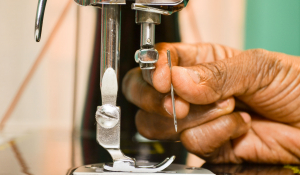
[167,50,177,132]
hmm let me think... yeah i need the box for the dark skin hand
[122,43,300,164]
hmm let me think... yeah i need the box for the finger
[180,112,251,163]
[142,43,241,93]
[136,97,235,141]
[172,49,286,104]
[122,67,190,119]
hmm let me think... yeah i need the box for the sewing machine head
[35,0,188,69]
[33,1,214,174]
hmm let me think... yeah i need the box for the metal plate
[74,0,126,6]
[72,163,214,175]
[135,0,183,5]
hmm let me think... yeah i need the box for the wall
[245,0,300,56]
[0,0,96,133]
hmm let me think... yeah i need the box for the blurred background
[0,0,299,174]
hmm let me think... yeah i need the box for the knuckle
[250,48,269,58]
[181,129,200,154]
[248,49,283,87]
[198,61,227,98]
[181,128,215,159]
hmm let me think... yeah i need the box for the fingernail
[216,99,229,108]
[186,68,200,84]
[163,95,172,115]
[240,112,251,123]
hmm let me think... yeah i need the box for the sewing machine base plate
[71,163,214,175]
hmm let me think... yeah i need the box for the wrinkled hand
[122,43,300,164]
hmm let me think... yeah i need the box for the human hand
[122,43,300,164]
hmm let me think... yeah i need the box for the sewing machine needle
[167,50,177,132]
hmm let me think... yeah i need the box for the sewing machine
[34,0,213,174]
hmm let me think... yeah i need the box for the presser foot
[95,103,176,173]
[103,155,175,172]
[69,162,214,175]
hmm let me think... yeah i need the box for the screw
[147,38,151,44]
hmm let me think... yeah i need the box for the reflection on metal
[134,48,159,69]
[135,0,184,5]
[10,141,33,175]
[134,11,160,69]
[100,69,118,106]
[73,0,187,6]
[74,0,126,6]
[103,156,175,172]
[100,5,121,87]
[95,102,176,172]
[132,4,172,15]
[71,163,214,174]
[96,4,176,173]
[35,0,47,42]
[167,50,177,132]
[132,0,188,15]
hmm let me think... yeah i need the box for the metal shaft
[141,23,155,48]
[97,4,135,167]
[100,5,121,106]
[100,4,121,90]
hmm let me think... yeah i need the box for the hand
[122,43,300,164]
[123,43,241,140]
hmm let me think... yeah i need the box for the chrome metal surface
[96,104,176,173]
[135,0,184,5]
[95,103,176,172]
[74,0,126,6]
[72,163,214,174]
[74,0,186,6]
[95,105,121,149]
[104,156,175,172]
[136,11,161,25]
[132,3,172,15]
[101,68,118,106]
[100,5,121,88]
[98,5,134,170]
[96,104,119,130]
[132,0,188,15]
[135,11,159,69]
[141,23,155,47]
[95,104,136,170]
[35,0,47,42]
[167,50,177,132]
[135,49,158,63]
[97,4,175,172]
[134,49,158,69]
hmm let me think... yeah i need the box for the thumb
[172,49,281,104]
